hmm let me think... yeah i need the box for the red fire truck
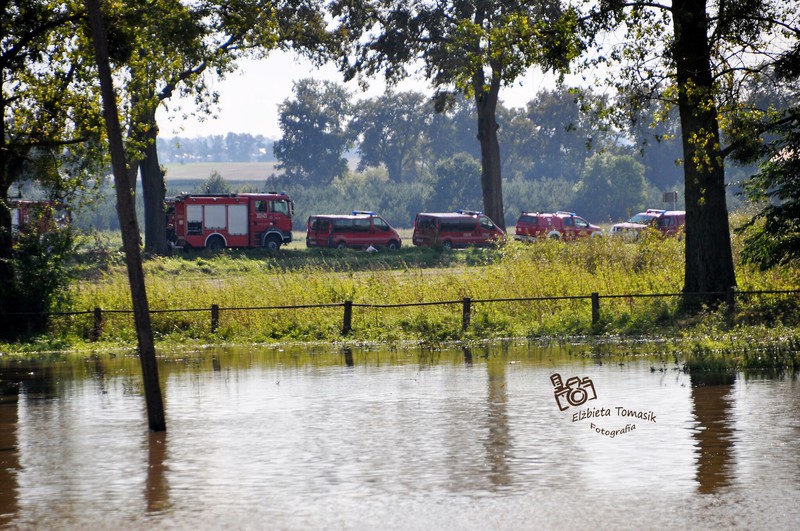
[166,192,294,250]
[10,199,69,242]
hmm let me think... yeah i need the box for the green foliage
[195,171,231,194]
[273,79,356,185]
[573,152,648,221]
[1,228,75,340]
[351,91,428,183]
[736,112,800,269]
[431,153,483,212]
[8,226,790,349]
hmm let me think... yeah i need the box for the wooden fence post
[462,297,471,330]
[342,300,353,335]
[591,293,600,326]
[90,307,103,341]
[211,304,219,333]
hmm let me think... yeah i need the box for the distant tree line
[146,82,763,228]
[157,133,277,163]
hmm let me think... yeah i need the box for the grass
[2,224,800,372]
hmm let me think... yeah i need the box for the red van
[515,211,602,241]
[306,211,402,250]
[412,210,505,249]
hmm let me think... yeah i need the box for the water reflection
[0,344,798,529]
[0,392,19,525]
[690,372,736,494]
[146,432,170,514]
[484,354,511,490]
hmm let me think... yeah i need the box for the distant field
[164,162,279,182]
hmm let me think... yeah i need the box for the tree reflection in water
[690,372,736,494]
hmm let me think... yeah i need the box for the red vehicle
[166,192,294,250]
[515,211,603,241]
[306,211,402,250]
[610,209,686,238]
[412,210,505,249]
[10,199,69,241]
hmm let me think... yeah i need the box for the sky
[155,50,566,140]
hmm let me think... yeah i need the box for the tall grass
[38,229,799,349]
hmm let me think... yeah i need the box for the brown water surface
[0,343,798,529]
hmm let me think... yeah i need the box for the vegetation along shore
[1,222,798,373]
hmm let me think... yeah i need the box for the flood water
[1,342,798,530]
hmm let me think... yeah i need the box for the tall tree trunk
[140,113,169,255]
[672,0,736,301]
[0,184,14,338]
[0,100,14,336]
[86,0,165,432]
[474,75,506,230]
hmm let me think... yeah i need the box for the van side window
[374,217,390,231]
[333,219,353,232]
[480,217,494,230]
[353,219,371,232]
[309,218,330,231]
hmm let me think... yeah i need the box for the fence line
[13,288,800,339]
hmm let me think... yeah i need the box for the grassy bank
[3,228,798,372]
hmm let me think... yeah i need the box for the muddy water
[0,343,798,529]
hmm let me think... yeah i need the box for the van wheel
[206,235,225,252]
[388,240,400,251]
[263,234,281,250]
[442,240,453,250]
[336,241,347,250]
[548,231,562,240]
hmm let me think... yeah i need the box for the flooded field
[1,342,798,529]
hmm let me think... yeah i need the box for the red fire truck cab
[166,192,294,251]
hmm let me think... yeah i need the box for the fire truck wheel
[442,240,453,250]
[206,236,225,252]
[387,240,400,251]
[263,234,281,250]
[336,241,347,250]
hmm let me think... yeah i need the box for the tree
[671,0,735,297]
[573,152,648,221]
[732,46,800,269]
[431,153,483,212]
[104,0,333,255]
[1,0,105,337]
[195,171,232,194]
[525,88,600,182]
[331,0,582,230]
[351,91,427,183]
[273,78,356,185]
[736,111,800,268]
[627,97,684,191]
[581,0,800,300]
[423,95,481,162]
[86,0,165,432]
